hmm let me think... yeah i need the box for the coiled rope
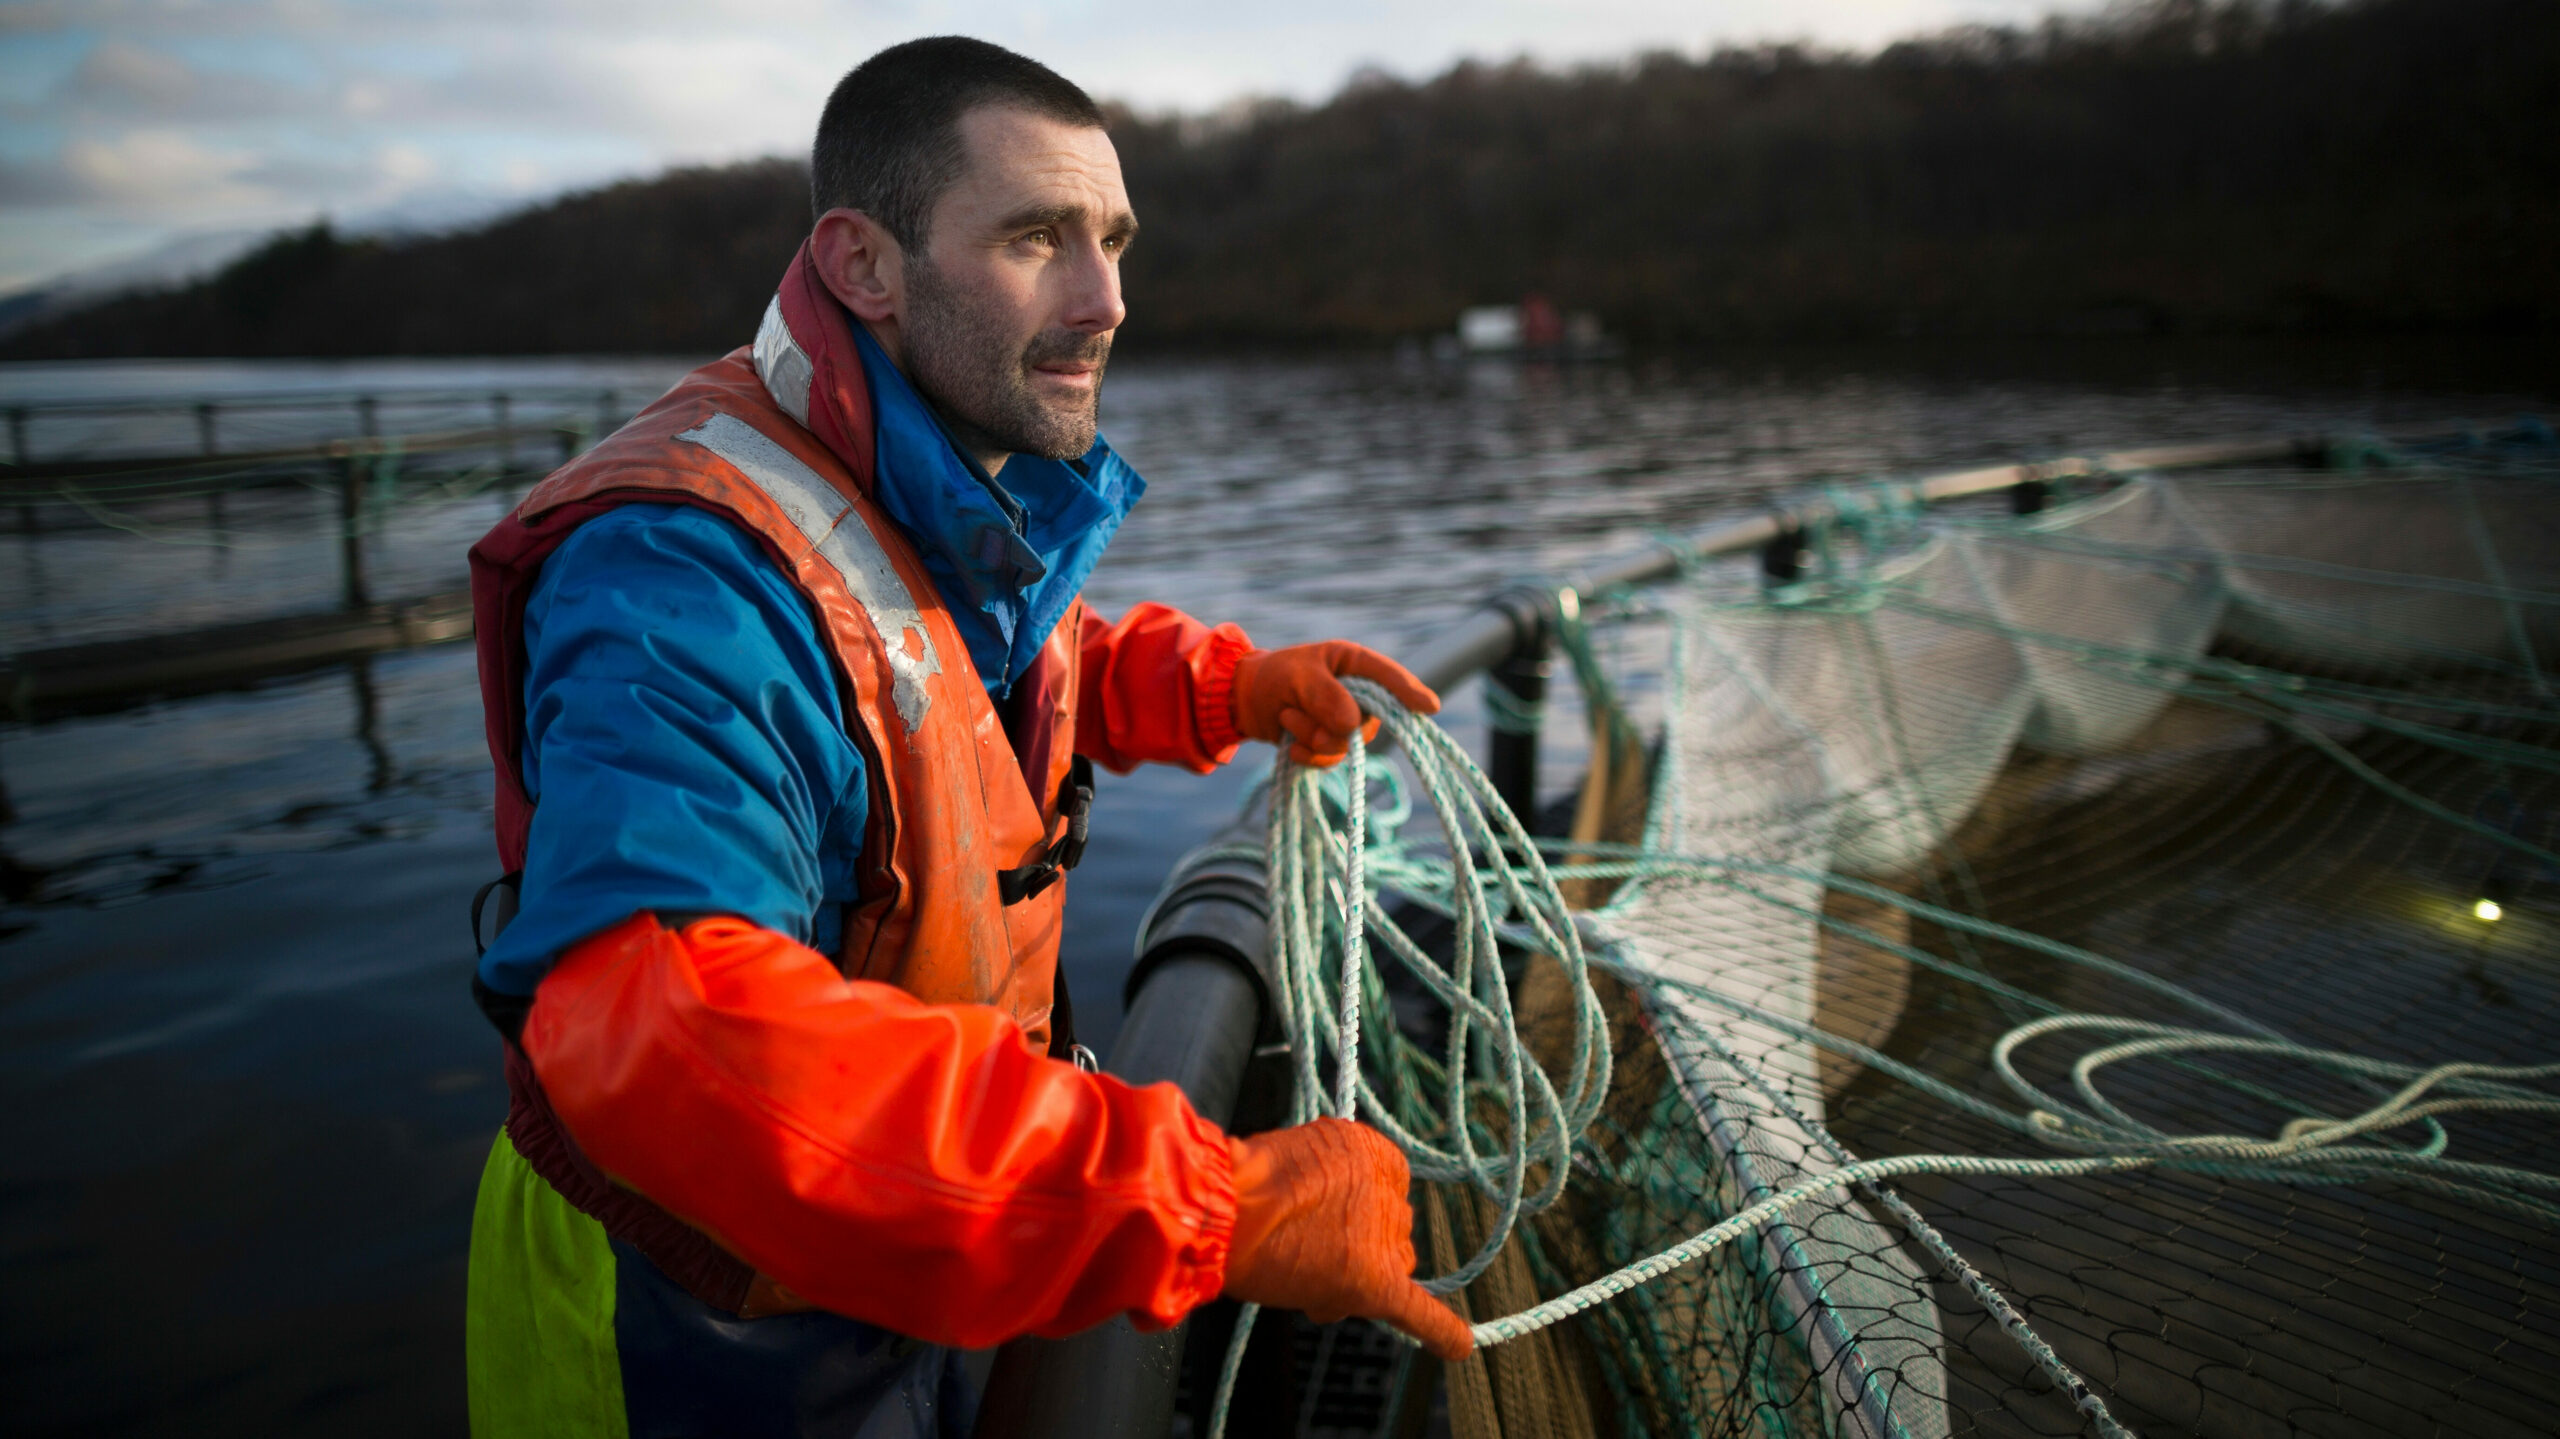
[1203,678,2557,1439]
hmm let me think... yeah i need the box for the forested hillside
[6,161,809,357]
[10,0,2552,357]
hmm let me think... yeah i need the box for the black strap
[997,756,1094,905]
[469,870,529,1044]
[1046,959,1079,1060]
[472,972,534,1045]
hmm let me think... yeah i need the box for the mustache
[1023,329,1112,369]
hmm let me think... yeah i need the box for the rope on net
[1205,673,2560,1439]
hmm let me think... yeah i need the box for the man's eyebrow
[994,202,1140,243]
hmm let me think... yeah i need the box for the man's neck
[938,413,1013,479]
[858,316,1012,477]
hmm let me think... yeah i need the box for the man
[462,35,1473,1439]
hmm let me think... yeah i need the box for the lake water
[2,339,2553,1436]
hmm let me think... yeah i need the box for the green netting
[1211,432,2560,1439]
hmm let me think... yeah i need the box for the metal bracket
[1761,524,1808,584]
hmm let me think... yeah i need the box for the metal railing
[0,387,635,715]
[976,831,1280,1438]
[2,386,628,473]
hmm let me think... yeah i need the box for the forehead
[943,105,1128,221]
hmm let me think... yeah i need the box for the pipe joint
[1486,581,1564,667]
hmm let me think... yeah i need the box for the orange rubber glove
[1230,642,1440,768]
[1220,1117,1476,1361]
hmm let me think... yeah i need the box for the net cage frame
[992,420,2559,1439]
[1473,435,2552,1439]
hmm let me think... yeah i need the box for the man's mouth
[1023,331,1110,393]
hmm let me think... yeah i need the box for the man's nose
[1058,239,1125,335]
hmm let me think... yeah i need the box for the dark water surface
[3,340,2552,1436]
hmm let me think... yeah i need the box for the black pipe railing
[977,829,1284,1439]
[1478,582,1558,824]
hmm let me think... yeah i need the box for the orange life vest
[468,275,1101,1309]
[477,349,1089,1047]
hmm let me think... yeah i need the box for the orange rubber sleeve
[1075,601,1254,774]
[521,913,1239,1348]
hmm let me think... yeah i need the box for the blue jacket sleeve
[475,504,870,997]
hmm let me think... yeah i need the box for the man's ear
[811,207,902,328]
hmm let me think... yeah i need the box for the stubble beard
[903,256,1110,464]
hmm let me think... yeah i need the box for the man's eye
[1025,228,1055,246]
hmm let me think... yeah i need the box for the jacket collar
[753,241,1144,695]
[754,241,877,492]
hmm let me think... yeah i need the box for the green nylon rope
[1209,678,1611,1439]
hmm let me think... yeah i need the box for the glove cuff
[1192,632,1259,758]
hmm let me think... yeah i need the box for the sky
[0,0,2104,295]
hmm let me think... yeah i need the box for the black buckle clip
[997,757,1094,906]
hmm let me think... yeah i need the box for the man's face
[900,106,1135,465]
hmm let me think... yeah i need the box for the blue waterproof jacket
[476,327,1143,999]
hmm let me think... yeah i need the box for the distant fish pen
[0,387,630,716]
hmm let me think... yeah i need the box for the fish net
[1216,428,2560,1439]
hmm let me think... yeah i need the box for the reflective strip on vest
[675,412,943,732]
[752,296,816,432]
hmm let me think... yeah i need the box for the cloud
[62,128,268,214]
[19,125,444,224]
[375,140,435,186]
[66,39,313,121]
[231,146,389,198]
[372,31,833,155]
[76,40,194,105]
[0,155,84,205]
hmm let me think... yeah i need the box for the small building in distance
[1452,294,1615,358]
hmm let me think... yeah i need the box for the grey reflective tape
[752,296,815,430]
[676,412,941,730]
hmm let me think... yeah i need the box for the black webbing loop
[997,756,1095,905]
[471,870,523,958]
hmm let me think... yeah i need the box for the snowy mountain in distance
[0,186,555,338]
[0,230,266,335]
[341,186,531,242]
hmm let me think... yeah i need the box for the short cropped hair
[810,37,1105,249]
